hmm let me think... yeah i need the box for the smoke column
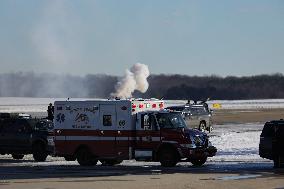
[130,63,150,93]
[111,63,150,99]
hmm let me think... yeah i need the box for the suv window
[167,106,184,112]
[12,119,31,133]
[276,124,284,137]
[35,121,45,130]
[190,107,207,115]
[261,123,274,137]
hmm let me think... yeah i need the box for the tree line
[0,72,283,100]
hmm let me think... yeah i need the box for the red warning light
[132,104,137,109]
[152,104,157,108]
[139,104,144,109]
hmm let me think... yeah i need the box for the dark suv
[259,120,284,168]
[0,113,53,161]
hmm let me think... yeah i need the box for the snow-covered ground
[209,124,265,162]
[0,97,99,113]
[167,99,284,110]
[0,97,284,113]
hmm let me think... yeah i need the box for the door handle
[117,130,121,135]
[100,130,104,135]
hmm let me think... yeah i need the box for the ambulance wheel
[191,157,207,166]
[100,159,123,166]
[33,143,48,162]
[159,148,178,167]
[12,154,24,160]
[76,148,97,166]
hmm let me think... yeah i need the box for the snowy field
[0,97,284,113]
[0,97,273,167]
[168,99,284,110]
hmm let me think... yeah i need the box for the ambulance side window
[103,115,112,126]
[150,115,158,131]
[141,114,151,130]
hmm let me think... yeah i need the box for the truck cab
[136,110,216,167]
[0,113,53,161]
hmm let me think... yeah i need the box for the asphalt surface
[0,123,283,189]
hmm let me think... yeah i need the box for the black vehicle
[0,113,54,162]
[259,120,284,168]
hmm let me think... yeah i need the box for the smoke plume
[111,63,150,99]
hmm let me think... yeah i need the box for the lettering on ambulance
[68,107,98,114]
[75,113,89,124]
[56,113,65,123]
[72,113,92,129]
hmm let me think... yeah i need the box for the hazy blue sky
[0,0,283,76]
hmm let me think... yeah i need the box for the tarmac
[0,108,284,189]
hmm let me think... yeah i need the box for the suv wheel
[191,157,207,166]
[274,156,284,168]
[76,148,97,166]
[159,148,178,167]
[199,121,206,132]
[12,154,24,160]
[33,143,48,162]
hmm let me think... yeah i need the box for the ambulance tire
[191,157,207,166]
[100,159,123,166]
[12,154,24,160]
[32,143,48,162]
[76,148,97,166]
[159,148,178,167]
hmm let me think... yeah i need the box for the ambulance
[53,99,216,167]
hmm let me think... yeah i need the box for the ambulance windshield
[156,112,186,129]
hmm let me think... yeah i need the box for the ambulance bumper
[180,146,217,160]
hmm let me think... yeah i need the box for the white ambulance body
[53,99,216,167]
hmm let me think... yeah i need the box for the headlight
[47,137,55,146]
[208,141,212,147]
[189,134,206,147]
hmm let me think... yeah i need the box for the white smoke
[32,0,70,65]
[111,63,150,99]
[130,63,150,93]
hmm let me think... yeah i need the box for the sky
[0,0,283,77]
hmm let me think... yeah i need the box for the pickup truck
[0,113,53,161]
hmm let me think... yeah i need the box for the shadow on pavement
[0,161,283,181]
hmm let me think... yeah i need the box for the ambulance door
[115,103,131,159]
[135,113,160,160]
[99,104,117,157]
